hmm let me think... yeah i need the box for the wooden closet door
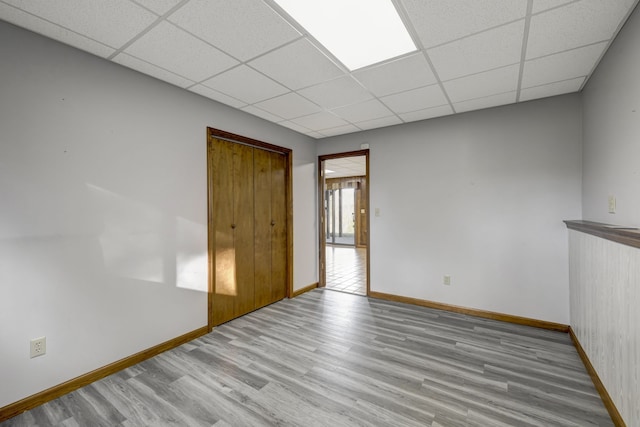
[253,148,273,309]
[254,149,287,308]
[211,138,255,325]
[233,143,256,318]
[269,150,287,303]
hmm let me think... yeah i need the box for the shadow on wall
[87,183,207,292]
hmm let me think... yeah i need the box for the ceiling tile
[354,115,403,131]
[331,99,394,123]
[327,156,365,170]
[201,65,288,104]
[352,53,437,97]
[401,0,527,48]
[305,131,325,139]
[319,124,362,137]
[381,85,449,114]
[522,42,607,88]
[0,3,115,57]
[133,0,182,15]
[249,38,344,90]
[279,120,312,134]
[531,0,575,14]
[188,85,246,108]
[399,105,454,122]
[113,53,195,88]
[454,91,517,113]
[290,112,349,131]
[527,0,636,59]
[168,0,300,61]
[253,92,321,119]
[443,64,520,103]
[2,0,157,48]
[241,105,285,122]
[428,20,525,81]
[519,77,585,101]
[325,157,366,177]
[298,76,372,109]
[124,22,238,82]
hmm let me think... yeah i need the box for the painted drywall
[576,6,640,426]
[317,95,582,324]
[568,231,639,426]
[0,21,316,408]
[582,5,640,227]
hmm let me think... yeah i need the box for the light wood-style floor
[3,289,612,426]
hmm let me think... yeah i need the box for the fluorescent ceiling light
[273,0,416,70]
[325,169,336,174]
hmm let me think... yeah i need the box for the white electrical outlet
[30,337,46,358]
[443,275,451,286]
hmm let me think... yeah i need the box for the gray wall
[0,21,317,407]
[582,5,640,227]
[318,95,583,324]
[573,5,640,425]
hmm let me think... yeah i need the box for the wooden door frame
[318,150,370,295]
[207,128,293,332]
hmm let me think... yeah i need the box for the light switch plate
[608,195,616,214]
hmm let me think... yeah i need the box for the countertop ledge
[564,220,640,250]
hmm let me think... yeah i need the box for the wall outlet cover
[30,337,46,358]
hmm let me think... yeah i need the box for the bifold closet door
[210,136,287,326]
[211,138,255,326]
[254,149,287,309]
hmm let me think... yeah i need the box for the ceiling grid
[1,0,638,138]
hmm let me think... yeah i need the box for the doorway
[319,151,369,296]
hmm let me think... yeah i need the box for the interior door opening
[319,151,369,297]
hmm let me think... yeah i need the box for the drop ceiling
[324,156,366,179]
[1,0,637,139]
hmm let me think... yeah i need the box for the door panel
[270,150,287,303]
[233,143,255,319]
[211,138,237,325]
[253,148,273,309]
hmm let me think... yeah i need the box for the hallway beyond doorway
[325,245,366,295]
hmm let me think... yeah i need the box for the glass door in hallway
[325,187,355,246]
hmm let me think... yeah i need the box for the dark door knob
[271,220,276,226]
[231,224,236,229]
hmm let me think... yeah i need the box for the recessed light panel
[273,0,416,70]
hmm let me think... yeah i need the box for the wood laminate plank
[2,290,614,426]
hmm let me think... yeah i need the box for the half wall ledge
[564,220,640,250]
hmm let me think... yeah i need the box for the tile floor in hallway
[325,245,366,295]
